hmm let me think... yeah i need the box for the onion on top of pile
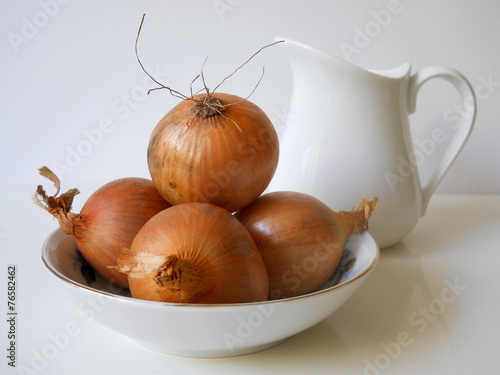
[136,15,281,212]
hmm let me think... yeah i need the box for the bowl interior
[41,229,379,305]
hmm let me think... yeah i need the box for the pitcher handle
[407,66,476,216]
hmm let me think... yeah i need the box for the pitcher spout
[274,36,411,82]
[274,36,364,74]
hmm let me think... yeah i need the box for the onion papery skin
[147,93,279,213]
[36,177,172,288]
[116,202,269,304]
[74,178,171,288]
[235,191,377,299]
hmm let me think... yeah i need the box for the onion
[147,92,279,212]
[234,191,378,299]
[34,167,171,288]
[114,202,269,304]
[135,16,281,212]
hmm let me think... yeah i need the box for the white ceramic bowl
[41,228,379,358]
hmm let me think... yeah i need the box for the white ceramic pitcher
[267,38,476,248]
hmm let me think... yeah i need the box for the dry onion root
[114,202,269,304]
[235,191,378,299]
[34,167,171,288]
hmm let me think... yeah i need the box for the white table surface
[1,192,499,375]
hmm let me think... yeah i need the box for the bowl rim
[41,228,379,308]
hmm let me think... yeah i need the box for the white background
[1,0,499,199]
[1,3,500,375]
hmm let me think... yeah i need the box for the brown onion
[34,167,171,288]
[114,202,269,304]
[147,92,279,212]
[234,191,378,299]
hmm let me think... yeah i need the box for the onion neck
[340,211,369,235]
[339,197,378,235]
[33,180,85,238]
[154,256,208,302]
[55,211,86,238]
